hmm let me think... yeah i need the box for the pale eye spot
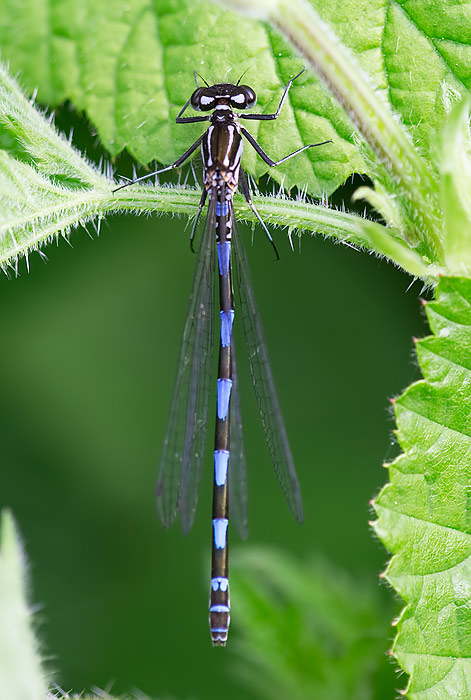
[231,93,245,104]
[200,95,214,106]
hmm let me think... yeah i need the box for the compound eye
[191,89,215,111]
[190,88,204,111]
[237,86,256,109]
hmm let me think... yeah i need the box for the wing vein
[156,199,216,531]
[233,225,303,522]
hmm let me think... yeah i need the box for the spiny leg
[190,188,208,252]
[239,170,279,261]
[241,126,332,167]
[239,68,307,122]
[113,136,204,193]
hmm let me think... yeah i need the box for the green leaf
[0,0,359,196]
[382,0,468,157]
[230,548,393,700]
[0,511,48,700]
[8,0,469,197]
[440,95,471,274]
[373,277,471,698]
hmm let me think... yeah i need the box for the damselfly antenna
[236,67,250,86]
[194,70,210,87]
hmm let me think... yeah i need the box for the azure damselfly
[114,69,330,645]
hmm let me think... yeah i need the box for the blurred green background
[0,114,427,699]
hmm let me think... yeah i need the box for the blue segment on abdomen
[211,577,229,592]
[214,450,229,486]
[210,604,230,612]
[217,378,232,420]
[216,201,229,217]
[217,241,231,276]
[220,309,234,347]
[213,518,228,549]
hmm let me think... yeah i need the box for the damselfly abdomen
[114,69,330,646]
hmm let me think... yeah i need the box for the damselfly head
[190,83,257,112]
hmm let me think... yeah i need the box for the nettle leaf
[0,0,361,196]
[373,277,471,698]
[3,0,470,190]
